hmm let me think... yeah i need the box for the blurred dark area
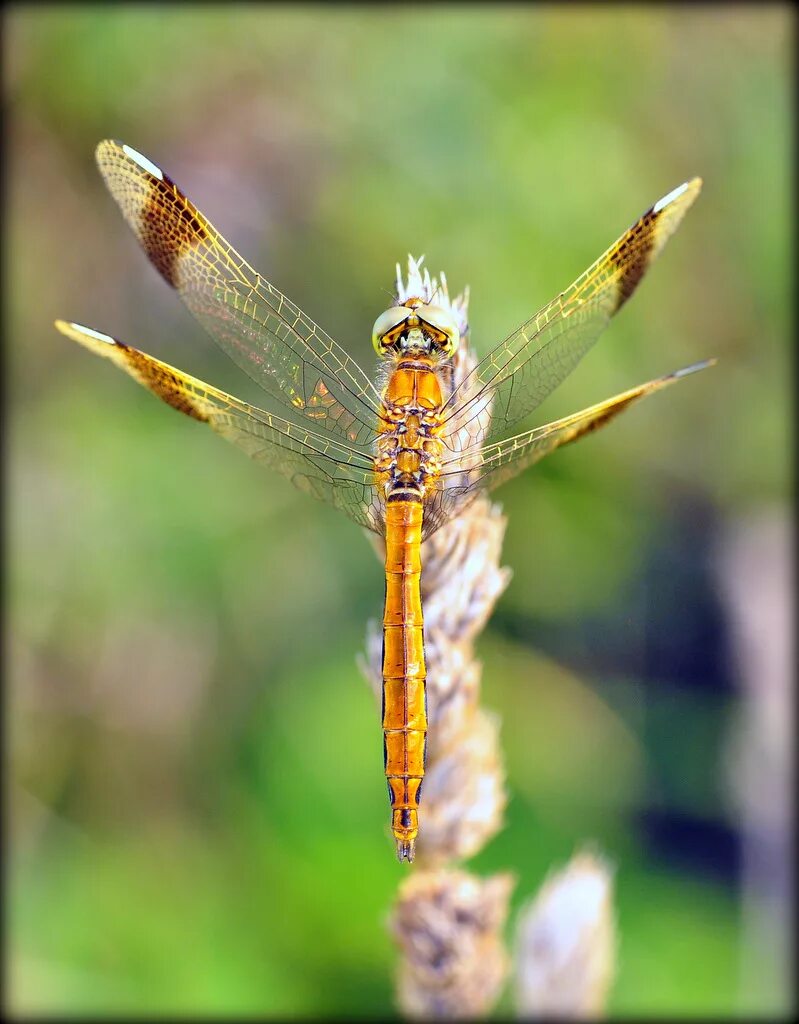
[4,4,792,1017]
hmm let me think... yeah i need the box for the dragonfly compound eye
[372,305,412,355]
[416,303,460,356]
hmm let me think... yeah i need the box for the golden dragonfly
[56,141,712,862]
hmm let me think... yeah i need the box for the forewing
[55,320,383,534]
[440,178,703,450]
[94,140,382,447]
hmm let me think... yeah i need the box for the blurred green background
[5,4,792,1017]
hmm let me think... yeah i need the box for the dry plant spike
[413,705,506,866]
[390,869,515,1019]
[514,852,617,1018]
[364,259,620,1020]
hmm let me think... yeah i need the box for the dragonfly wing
[94,140,382,447]
[55,320,383,534]
[434,359,715,512]
[441,178,703,450]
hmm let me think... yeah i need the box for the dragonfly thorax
[376,358,446,499]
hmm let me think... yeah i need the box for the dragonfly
[56,141,712,862]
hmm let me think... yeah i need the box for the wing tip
[669,356,718,380]
[55,319,119,349]
[95,139,164,180]
[652,176,703,215]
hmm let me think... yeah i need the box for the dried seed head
[415,708,507,867]
[395,254,470,340]
[422,495,512,647]
[391,869,515,1019]
[514,852,617,1018]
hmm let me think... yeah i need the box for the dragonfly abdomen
[382,489,428,863]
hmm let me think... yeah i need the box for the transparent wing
[422,360,715,538]
[440,178,703,451]
[95,140,383,447]
[55,320,384,534]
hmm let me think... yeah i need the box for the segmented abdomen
[382,492,427,863]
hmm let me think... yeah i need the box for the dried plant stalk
[514,852,616,1018]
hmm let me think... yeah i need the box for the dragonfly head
[372,298,460,359]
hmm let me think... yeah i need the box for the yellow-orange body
[376,355,445,862]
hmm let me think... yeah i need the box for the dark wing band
[95,140,383,448]
[439,178,703,452]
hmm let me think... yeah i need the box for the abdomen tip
[396,839,416,863]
